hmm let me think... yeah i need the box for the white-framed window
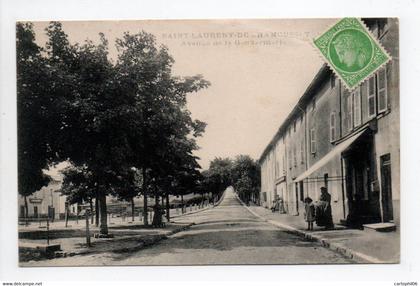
[353,87,362,127]
[310,128,316,154]
[377,67,388,113]
[300,140,304,164]
[330,75,336,89]
[330,111,336,142]
[346,93,353,131]
[288,149,292,170]
[282,155,285,174]
[367,75,376,118]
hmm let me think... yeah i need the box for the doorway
[33,206,38,218]
[380,154,393,222]
[344,135,381,227]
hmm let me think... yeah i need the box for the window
[293,120,296,132]
[310,128,316,154]
[367,75,376,118]
[300,140,304,164]
[282,155,285,174]
[330,111,336,141]
[293,146,297,167]
[299,181,304,202]
[378,67,388,112]
[378,19,388,39]
[288,149,292,169]
[353,87,362,127]
[330,75,336,89]
[312,99,316,111]
[346,92,353,131]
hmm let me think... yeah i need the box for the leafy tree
[17,22,210,234]
[200,155,260,204]
[17,22,53,218]
[207,157,233,200]
[61,164,100,224]
[40,22,132,235]
[116,168,144,222]
[231,155,260,204]
[114,31,209,224]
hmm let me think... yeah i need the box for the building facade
[259,18,399,228]
[18,179,68,220]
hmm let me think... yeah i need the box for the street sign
[29,198,43,204]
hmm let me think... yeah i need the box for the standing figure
[152,199,165,228]
[318,187,334,229]
[304,197,316,230]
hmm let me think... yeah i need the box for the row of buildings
[259,18,399,229]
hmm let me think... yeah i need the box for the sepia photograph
[16,18,400,267]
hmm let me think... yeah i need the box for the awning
[293,129,367,183]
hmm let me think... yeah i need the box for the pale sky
[32,19,336,170]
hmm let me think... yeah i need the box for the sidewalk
[243,201,399,264]
[19,194,225,264]
[19,219,193,264]
[19,203,212,233]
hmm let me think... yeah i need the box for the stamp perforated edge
[312,17,392,92]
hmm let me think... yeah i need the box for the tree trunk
[142,168,148,226]
[131,197,135,222]
[181,194,184,213]
[24,196,28,226]
[65,202,69,227]
[98,193,108,235]
[201,192,205,207]
[95,193,99,227]
[165,193,170,222]
[89,198,94,224]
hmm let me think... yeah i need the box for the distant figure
[271,199,278,212]
[315,187,334,230]
[271,198,285,213]
[304,197,316,231]
[278,198,285,214]
[152,199,165,228]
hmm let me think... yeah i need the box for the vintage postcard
[17,18,399,266]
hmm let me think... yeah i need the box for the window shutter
[368,75,377,118]
[378,67,388,112]
[354,88,361,127]
[330,112,336,142]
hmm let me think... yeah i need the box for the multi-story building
[259,18,399,229]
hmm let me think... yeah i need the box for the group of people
[270,187,334,231]
[304,187,334,231]
[270,197,286,213]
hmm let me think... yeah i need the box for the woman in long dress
[318,187,334,229]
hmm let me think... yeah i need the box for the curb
[236,195,386,264]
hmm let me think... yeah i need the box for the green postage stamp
[314,18,391,90]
